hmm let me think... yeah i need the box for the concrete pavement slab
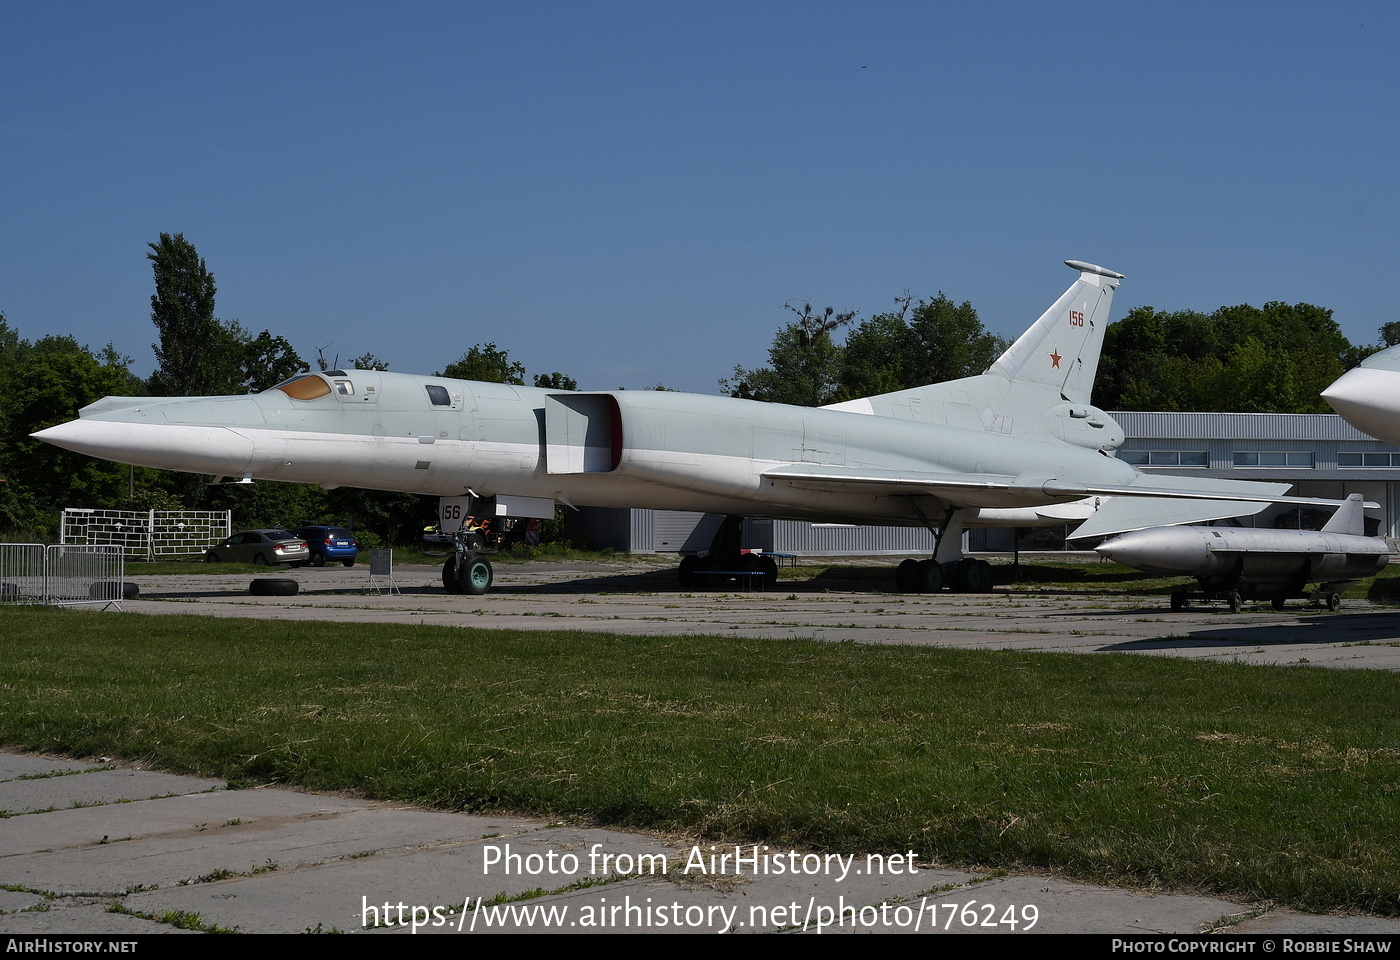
[111,559,1400,673]
[2,802,535,895]
[0,768,223,816]
[0,756,102,779]
[4,747,1399,935]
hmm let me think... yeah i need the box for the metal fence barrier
[0,544,126,609]
[0,544,46,605]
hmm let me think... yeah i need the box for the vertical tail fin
[1320,493,1367,536]
[986,260,1123,405]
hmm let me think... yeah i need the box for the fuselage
[36,368,1139,527]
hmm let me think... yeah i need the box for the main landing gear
[894,556,994,593]
[893,503,995,594]
[676,516,779,590]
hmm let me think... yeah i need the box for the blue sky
[3,1,1396,394]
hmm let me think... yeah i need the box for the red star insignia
[1049,349,1062,369]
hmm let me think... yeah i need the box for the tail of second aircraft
[824,260,1125,449]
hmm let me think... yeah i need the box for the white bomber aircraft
[1322,344,1400,445]
[35,260,1340,595]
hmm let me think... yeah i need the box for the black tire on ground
[945,560,968,593]
[895,558,919,593]
[88,581,139,600]
[253,553,268,566]
[309,554,326,567]
[678,555,700,588]
[249,578,299,597]
[916,558,943,593]
[965,558,994,593]
[461,555,493,595]
[1271,597,1287,612]
[1327,592,1342,612]
[204,552,219,563]
[1170,591,1185,612]
[443,554,493,595]
[1227,590,1241,613]
[342,559,355,568]
[760,554,779,589]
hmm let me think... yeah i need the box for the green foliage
[349,352,390,371]
[325,488,437,545]
[239,329,305,392]
[440,342,525,384]
[1097,302,1353,413]
[533,371,577,390]
[147,233,239,396]
[350,529,382,551]
[201,481,330,531]
[726,293,1006,406]
[723,321,846,405]
[147,234,307,396]
[0,326,147,530]
[836,293,1006,402]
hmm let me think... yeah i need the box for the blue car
[294,526,359,567]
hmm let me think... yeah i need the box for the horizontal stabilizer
[1068,496,1274,541]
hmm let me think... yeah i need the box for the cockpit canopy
[268,370,456,408]
[272,373,333,400]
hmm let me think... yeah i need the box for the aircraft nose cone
[1323,367,1396,442]
[32,419,111,457]
[33,416,257,475]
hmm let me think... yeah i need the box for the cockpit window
[426,384,451,406]
[274,374,332,400]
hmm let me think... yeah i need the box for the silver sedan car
[204,529,310,566]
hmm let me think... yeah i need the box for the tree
[1096,302,1356,414]
[725,291,1007,407]
[239,329,305,392]
[147,234,306,395]
[147,233,243,396]
[722,301,855,406]
[0,331,146,531]
[439,343,525,384]
[533,371,578,390]
[835,293,1006,401]
[349,352,390,371]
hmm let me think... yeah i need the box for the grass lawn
[3,605,1399,915]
